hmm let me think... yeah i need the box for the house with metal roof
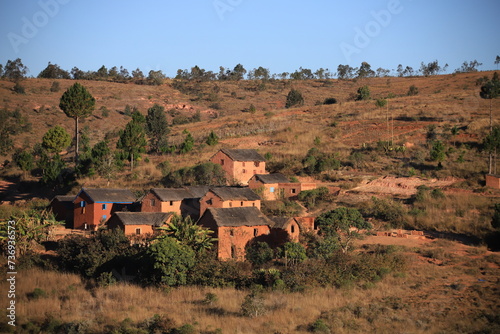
[72,188,136,230]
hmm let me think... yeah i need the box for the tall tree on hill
[59,83,95,166]
[4,58,29,81]
[480,72,500,174]
[145,104,169,154]
[117,110,147,171]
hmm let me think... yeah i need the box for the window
[241,201,244,206]
[231,245,236,259]
[221,159,225,166]
[270,187,275,193]
[242,169,246,174]
[80,201,86,207]
[101,215,107,221]
[254,161,260,167]
[291,225,295,234]
[291,188,297,194]
[230,229,234,237]
[135,228,141,235]
[229,202,233,207]
[252,202,255,207]
[169,201,174,206]
[102,204,107,210]
[150,198,156,207]
[254,228,258,237]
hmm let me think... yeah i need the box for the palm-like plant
[157,215,216,253]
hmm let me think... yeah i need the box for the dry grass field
[0,239,499,334]
[0,72,499,333]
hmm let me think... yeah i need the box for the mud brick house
[107,212,173,236]
[199,187,261,216]
[73,188,136,230]
[141,186,209,220]
[279,182,317,198]
[486,174,500,189]
[198,206,274,260]
[141,188,193,215]
[248,173,291,200]
[271,216,317,245]
[210,149,267,185]
[49,195,75,227]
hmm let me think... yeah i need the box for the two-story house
[199,187,261,216]
[198,206,274,261]
[210,149,267,185]
[73,188,136,230]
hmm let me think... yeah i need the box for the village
[50,148,340,261]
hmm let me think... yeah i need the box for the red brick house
[486,174,500,189]
[199,187,261,216]
[73,188,136,230]
[141,188,193,215]
[49,195,75,227]
[107,212,173,236]
[141,186,210,220]
[198,206,274,261]
[270,216,317,245]
[210,149,267,185]
[248,173,291,200]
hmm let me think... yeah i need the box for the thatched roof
[252,173,290,184]
[111,212,172,226]
[220,149,266,162]
[204,207,274,227]
[209,187,261,201]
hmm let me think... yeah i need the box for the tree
[315,207,371,253]
[455,60,482,73]
[158,215,216,253]
[231,63,247,80]
[420,60,446,76]
[117,110,147,170]
[146,237,196,286]
[3,58,29,81]
[59,83,95,165]
[336,64,356,80]
[281,242,307,266]
[145,104,169,154]
[245,241,274,266]
[356,85,371,101]
[285,89,304,108]
[357,62,375,78]
[13,149,34,173]
[480,73,500,173]
[147,70,165,85]
[430,140,446,164]
[37,152,66,185]
[38,62,70,79]
[179,130,194,154]
[206,130,219,146]
[483,126,500,175]
[42,126,71,154]
[496,56,500,70]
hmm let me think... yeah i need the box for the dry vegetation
[1,72,500,333]
[1,242,499,334]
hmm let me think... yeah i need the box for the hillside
[0,71,498,198]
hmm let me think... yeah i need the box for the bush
[407,85,419,96]
[50,81,60,92]
[285,89,304,108]
[13,82,25,94]
[356,85,370,101]
[246,241,274,266]
[323,97,337,105]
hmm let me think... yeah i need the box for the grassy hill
[1,71,498,192]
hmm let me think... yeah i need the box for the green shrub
[285,89,304,108]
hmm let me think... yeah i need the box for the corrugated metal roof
[205,207,273,227]
[78,188,136,203]
[209,187,261,201]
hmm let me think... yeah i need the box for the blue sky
[0,0,499,77]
